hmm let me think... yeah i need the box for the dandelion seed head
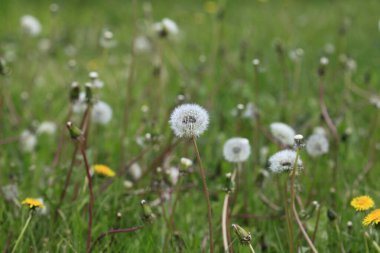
[268,149,303,173]
[91,100,112,125]
[223,137,251,163]
[169,104,209,138]
[270,122,296,146]
[306,133,329,157]
[20,15,41,36]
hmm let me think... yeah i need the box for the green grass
[1,0,380,252]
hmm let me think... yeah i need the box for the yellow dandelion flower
[21,198,44,209]
[204,1,218,14]
[350,195,374,211]
[362,209,380,226]
[93,164,115,177]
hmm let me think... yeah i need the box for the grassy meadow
[1,0,380,252]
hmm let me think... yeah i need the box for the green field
[1,0,380,252]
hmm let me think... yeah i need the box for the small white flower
[20,15,41,36]
[37,121,56,135]
[1,184,18,201]
[129,163,142,181]
[270,122,296,146]
[20,130,37,153]
[223,137,251,163]
[153,18,179,38]
[180,157,193,168]
[91,101,112,125]
[134,36,151,53]
[320,57,329,66]
[169,103,209,138]
[306,134,329,157]
[268,149,303,173]
[99,30,117,48]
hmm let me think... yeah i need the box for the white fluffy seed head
[306,134,329,157]
[268,149,303,173]
[91,100,112,125]
[169,104,209,138]
[223,137,251,163]
[20,15,41,36]
[270,122,296,146]
[153,18,179,38]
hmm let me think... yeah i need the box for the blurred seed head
[268,149,303,173]
[223,137,251,163]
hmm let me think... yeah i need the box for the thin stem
[11,212,33,253]
[80,143,94,253]
[311,205,321,243]
[192,136,214,253]
[334,222,346,253]
[248,244,256,253]
[90,226,144,252]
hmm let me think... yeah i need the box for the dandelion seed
[223,137,251,163]
[21,198,44,209]
[20,15,41,36]
[169,103,209,138]
[306,133,329,157]
[91,100,112,125]
[89,71,104,88]
[350,196,374,211]
[93,164,115,177]
[268,149,303,173]
[37,121,57,135]
[362,209,380,226]
[99,29,117,48]
[270,122,295,146]
[20,130,37,153]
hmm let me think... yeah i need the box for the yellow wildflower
[363,209,380,226]
[350,196,374,211]
[93,164,115,177]
[21,198,44,209]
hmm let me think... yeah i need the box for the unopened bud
[69,82,80,103]
[224,172,235,193]
[85,83,93,104]
[66,121,83,141]
[140,199,156,224]
[232,224,252,245]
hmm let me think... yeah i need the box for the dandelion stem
[248,244,256,253]
[11,212,33,253]
[192,136,214,253]
[79,142,94,253]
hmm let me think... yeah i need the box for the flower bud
[140,199,156,224]
[66,121,83,141]
[224,172,235,193]
[232,224,252,245]
[69,82,80,103]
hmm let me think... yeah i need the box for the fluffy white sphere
[268,149,303,173]
[270,122,296,146]
[223,137,251,163]
[20,15,41,36]
[91,101,112,125]
[153,18,179,38]
[169,104,209,138]
[306,134,329,157]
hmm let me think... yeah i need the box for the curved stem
[11,212,33,253]
[192,137,214,253]
[90,226,144,252]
